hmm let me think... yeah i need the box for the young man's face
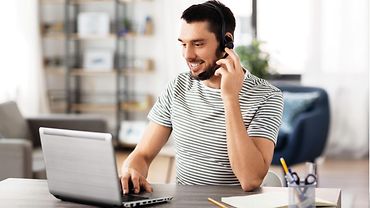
[178,20,222,80]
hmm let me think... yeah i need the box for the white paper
[222,192,288,208]
[221,192,337,208]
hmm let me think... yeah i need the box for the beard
[191,49,224,81]
[193,62,218,80]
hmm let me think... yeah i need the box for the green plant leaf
[235,39,270,79]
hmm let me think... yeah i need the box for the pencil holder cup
[288,182,316,208]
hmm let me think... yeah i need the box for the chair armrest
[0,138,32,180]
[27,115,108,147]
[261,170,283,187]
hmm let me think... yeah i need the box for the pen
[280,157,296,185]
[280,157,306,201]
[208,197,228,208]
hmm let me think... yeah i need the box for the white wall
[145,0,203,96]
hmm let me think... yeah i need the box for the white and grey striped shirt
[148,71,283,185]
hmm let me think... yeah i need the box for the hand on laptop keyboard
[120,168,153,195]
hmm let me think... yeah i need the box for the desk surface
[0,178,341,207]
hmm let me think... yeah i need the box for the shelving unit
[39,0,155,144]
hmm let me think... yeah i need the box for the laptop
[39,127,173,207]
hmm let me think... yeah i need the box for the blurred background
[0,0,368,207]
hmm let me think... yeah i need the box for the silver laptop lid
[39,127,122,206]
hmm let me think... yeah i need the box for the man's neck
[201,68,246,89]
[202,75,221,89]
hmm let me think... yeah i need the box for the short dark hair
[181,0,236,47]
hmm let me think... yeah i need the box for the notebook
[39,127,173,207]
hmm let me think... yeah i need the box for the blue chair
[272,85,330,166]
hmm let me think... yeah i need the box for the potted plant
[235,39,270,79]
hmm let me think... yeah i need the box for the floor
[115,151,369,208]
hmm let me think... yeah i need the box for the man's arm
[223,100,274,191]
[215,47,277,191]
[120,121,171,194]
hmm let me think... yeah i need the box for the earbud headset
[202,2,234,50]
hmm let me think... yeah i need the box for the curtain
[303,0,369,158]
[258,0,369,158]
[0,1,48,116]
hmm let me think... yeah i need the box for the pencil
[280,157,289,174]
[208,197,228,208]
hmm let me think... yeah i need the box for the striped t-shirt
[148,71,283,185]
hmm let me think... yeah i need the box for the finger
[224,48,242,69]
[141,178,153,193]
[214,67,227,77]
[121,175,130,195]
[131,176,140,194]
[216,58,234,72]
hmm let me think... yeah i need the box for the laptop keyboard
[121,195,149,202]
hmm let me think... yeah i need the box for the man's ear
[225,32,234,41]
[224,33,234,49]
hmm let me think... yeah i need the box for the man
[120,0,283,193]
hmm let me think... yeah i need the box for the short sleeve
[147,79,176,128]
[247,91,284,144]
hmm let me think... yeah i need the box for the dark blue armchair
[272,85,330,166]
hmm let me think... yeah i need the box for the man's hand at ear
[214,47,245,101]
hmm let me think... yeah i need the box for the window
[257,0,311,74]
[223,0,254,47]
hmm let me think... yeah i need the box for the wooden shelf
[120,95,153,112]
[69,33,117,40]
[69,0,148,4]
[42,33,65,40]
[40,0,119,5]
[42,33,151,40]
[69,69,153,76]
[121,103,151,112]
[70,102,152,113]
[121,33,155,39]
[70,69,116,76]
[71,0,115,4]
[71,0,153,4]
[50,103,67,113]
[71,103,116,112]
[119,69,154,76]
[47,89,67,113]
[42,33,116,40]
[45,67,65,75]
[40,0,65,4]
[40,0,154,5]
[40,0,155,137]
